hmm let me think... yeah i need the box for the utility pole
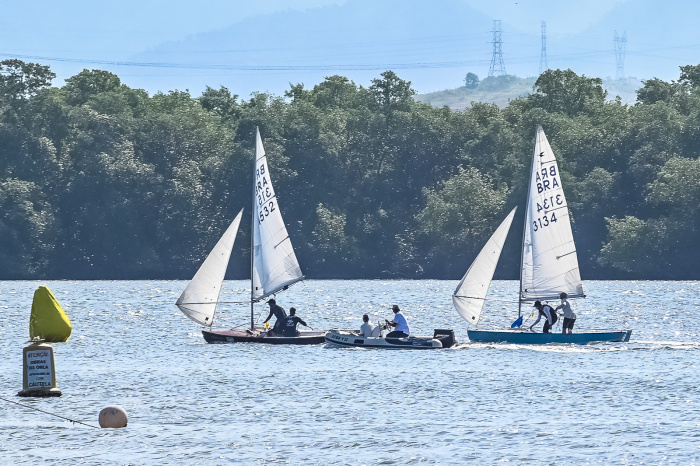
[614,30,627,80]
[488,20,506,77]
[539,21,548,75]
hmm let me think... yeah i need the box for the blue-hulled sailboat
[453,126,631,344]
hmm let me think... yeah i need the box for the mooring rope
[0,395,100,429]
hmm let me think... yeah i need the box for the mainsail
[251,128,303,302]
[520,126,584,301]
[453,207,517,325]
[176,209,244,326]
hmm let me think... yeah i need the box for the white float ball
[98,405,128,428]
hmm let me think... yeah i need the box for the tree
[464,72,479,89]
[200,86,240,122]
[598,216,670,276]
[0,59,56,102]
[0,178,55,277]
[369,70,416,115]
[0,59,55,120]
[528,69,607,116]
[415,167,509,275]
[636,78,676,105]
[62,69,122,106]
[312,75,359,109]
[679,64,700,88]
[647,156,700,215]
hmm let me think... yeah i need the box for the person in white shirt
[556,292,576,334]
[385,305,410,337]
[360,314,373,337]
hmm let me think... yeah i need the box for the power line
[0,52,491,72]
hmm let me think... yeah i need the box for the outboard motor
[433,329,456,348]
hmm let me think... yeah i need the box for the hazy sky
[463,0,632,34]
[0,0,632,57]
[0,0,679,96]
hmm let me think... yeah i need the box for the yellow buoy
[29,286,72,343]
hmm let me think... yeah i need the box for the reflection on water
[0,280,699,463]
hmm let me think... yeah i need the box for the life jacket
[542,305,557,324]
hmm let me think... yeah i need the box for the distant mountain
[122,0,697,97]
[125,0,501,96]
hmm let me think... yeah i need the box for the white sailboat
[453,126,631,344]
[177,127,325,344]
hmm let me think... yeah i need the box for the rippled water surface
[1,280,699,464]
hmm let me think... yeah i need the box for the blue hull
[467,329,632,345]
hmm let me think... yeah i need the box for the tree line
[1,59,699,279]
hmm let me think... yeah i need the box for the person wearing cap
[263,298,287,336]
[385,305,410,337]
[530,300,557,333]
[278,307,310,337]
[556,292,576,334]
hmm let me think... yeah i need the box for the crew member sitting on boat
[360,314,373,337]
[556,292,576,334]
[278,307,310,337]
[385,305,410,338]
[264,298,287,336]
[530,300,557,333]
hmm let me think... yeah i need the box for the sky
[0,0,692,97]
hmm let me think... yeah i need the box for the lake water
[1,280,699,464]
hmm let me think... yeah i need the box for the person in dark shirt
[278,307,310,337]
[263,298,287,335]
[530,300,558,334]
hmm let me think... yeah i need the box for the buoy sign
[26,349,53,388]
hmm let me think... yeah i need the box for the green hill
[417,75,643,110]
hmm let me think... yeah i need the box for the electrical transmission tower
[489,20,506,77]
[539,21,548,75]
[614,30,627,80]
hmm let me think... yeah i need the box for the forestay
[520,126,584,302]
[176,209,244,326]
[453,207,517,325]
[251,128,303,302]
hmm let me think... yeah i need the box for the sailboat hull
[202,329,326,345]
[467,329,632,345]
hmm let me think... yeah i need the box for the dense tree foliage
[1,60,699,279]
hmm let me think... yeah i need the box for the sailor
[360,314,373,337]
[278,307,310,337]
[385,305,410,338]
[530,300,557,334]
[263,298,287,335]
[556,292,577,334]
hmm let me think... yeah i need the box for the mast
[518,126,539,318]
[250,128,257,331]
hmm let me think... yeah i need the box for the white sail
[176,209,244,326]
[251,128,303,302]
[520,126,584,301]
[453,207,517,325]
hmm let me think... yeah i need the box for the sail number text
[532,165,563,232]
[535,165,561,194]
[532,211,558,231]
[255,164,276,223]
